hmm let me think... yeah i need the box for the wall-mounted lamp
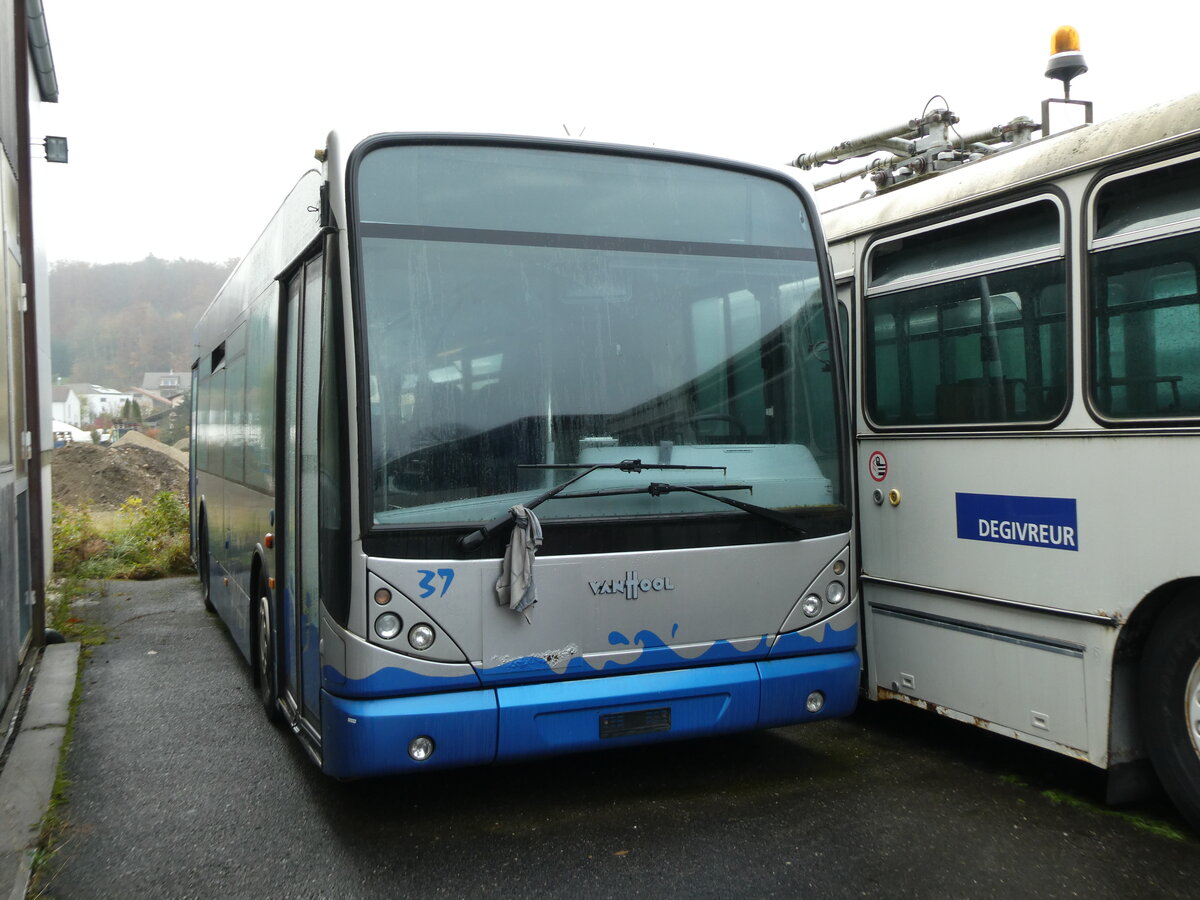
[43,136,68,164]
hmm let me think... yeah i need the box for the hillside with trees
[49,256,237,391]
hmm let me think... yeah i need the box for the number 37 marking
[417,568,455,599]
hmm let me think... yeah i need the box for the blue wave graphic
[328,621,858,698]
[479,629,770,685]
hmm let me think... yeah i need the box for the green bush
[52,492,192,580]
[51,501,108,574]
[115,493,193,578]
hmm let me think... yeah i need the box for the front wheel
[1139,598,1200,830]
[254,588,282,725]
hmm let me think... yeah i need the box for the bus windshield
[354,143,841,529]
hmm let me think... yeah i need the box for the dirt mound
[53,441,188,510]
[113,429,189,468]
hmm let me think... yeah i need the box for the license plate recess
[599,706,671,739]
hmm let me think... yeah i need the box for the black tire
[1139,598,1200,831]
[198,519,215,613]
[254,587,282,725]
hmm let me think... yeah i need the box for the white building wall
[51,388,79,426]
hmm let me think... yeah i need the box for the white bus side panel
[858,434,1198,764]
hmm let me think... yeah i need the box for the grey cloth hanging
[495,505,543,622]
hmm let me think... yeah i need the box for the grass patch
[1041,789,1190,842]
[47,580,109,648]
[997,769,1190,841]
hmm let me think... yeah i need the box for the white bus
[819,89,1200,828]
[191,133,857,778]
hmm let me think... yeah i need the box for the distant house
[51,384,81,426]
[65,383,136,425]
[131,386,184,413]
[132,372,187,414]
[140,371,186,401]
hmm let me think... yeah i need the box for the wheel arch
[1114,577,1200,666]
[1109,577,1200,764]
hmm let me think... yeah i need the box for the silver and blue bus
[191,133,856,778]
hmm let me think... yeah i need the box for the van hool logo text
[589,571,675,600]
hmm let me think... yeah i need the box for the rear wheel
[1139,598,1200,830]
[254,587,282,724]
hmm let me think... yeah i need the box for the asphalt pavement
[20,577,1200,898]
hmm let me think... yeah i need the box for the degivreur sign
[955,492,1079,551]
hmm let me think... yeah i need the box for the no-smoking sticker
[868,451,888,482]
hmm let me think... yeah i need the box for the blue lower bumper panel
[321,690,498,779]
[321,649,858,778]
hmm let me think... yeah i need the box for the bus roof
[821,91,1200,243]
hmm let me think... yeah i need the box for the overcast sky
[33,0,1199,265]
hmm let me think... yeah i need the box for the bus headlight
[806,691,826,713]
[375,612,402,640]
[409,623,436,651]
[826,581,846,606]
[408,736,435,761]
[374,588,392,605]
[802,594,823,617]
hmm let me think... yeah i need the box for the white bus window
[870,201,1060,289]
[1090,241,1200,418]
[1094,157,1200,241]
[1090,156,1200,420]
[865,209,1067,428]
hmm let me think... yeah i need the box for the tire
[1139,598,1200,831]
[254,587,282,725]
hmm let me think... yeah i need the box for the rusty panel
[866,597,1091,752]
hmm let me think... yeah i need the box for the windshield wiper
[550,481,807,536]
[457,458,727,551]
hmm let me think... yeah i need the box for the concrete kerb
[0,643,82,900]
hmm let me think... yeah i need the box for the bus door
[279,255,325,728]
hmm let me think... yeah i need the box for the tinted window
[1090,158,1200,420]
[1094,156,1200,241]
[871,202,1060,288]
[866,202,1067,426]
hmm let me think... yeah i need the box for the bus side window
[1089,157,1200,420]
[196,374,212,473]
[865,200,1067,427]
